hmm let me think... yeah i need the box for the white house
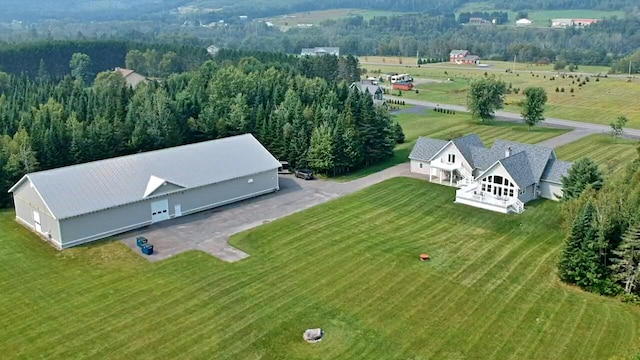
[409,134,572,214]
[516,18,532,26]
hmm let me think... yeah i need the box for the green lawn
[556,134,640,173]
[378,66,640,128]
[2,179,639,359]
[340,111,566,181]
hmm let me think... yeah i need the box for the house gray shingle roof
[541,159,573,183]
[351,81,383,96]
[409,137,449,161]
[499,151,536,188]
[301,47,340,56]
[10,134,281,220]
[491,140,554,182]
[450,50,469,56]
[452,134,484,167]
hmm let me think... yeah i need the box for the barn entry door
[33,211,42,233]
[151,199,170,223]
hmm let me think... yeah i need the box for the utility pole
[629,60,633,78]
[513,55,517,72]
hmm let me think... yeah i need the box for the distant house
[516,18,532,26]
[468,17,490,25]
[350,80,384,101]
[551,18,598,28]
[449,50,480,65]
[572,18,598,27]
[239,15,248,21]
[207,45,219,56]
[115,67,148,88]
[551,18,572,28]
[300,47,340,56]
[409,134,572,214]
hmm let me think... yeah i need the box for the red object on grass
[420,254,430,261]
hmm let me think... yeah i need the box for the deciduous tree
[521,87,547,129]
[467,76,507,122]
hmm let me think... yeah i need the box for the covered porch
[428,160,473,188]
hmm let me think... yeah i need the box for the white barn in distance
[9,134,281,249]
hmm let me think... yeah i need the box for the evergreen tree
[307,123,334,174]
[561,158,604,200]
[610,225,640,294]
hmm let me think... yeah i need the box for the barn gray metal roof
[10,134,281,220]
[409,137,449,162]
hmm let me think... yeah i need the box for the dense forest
[4,0,639,22]
[0,40,208,79]
[0,49,400,207]
[558,155,640,301]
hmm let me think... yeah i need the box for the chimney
[505,147,512,158]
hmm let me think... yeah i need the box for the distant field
[555,134,639,173]
[365,64,640,128]
[3,177,640,358]
[340,110,566,180]
[456,2,624,26]
[361,58,610,74]
[260,8,407,29]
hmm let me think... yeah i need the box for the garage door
[151,199,170,223]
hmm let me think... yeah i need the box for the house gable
[476,161,521,191]
[430,142,473,172]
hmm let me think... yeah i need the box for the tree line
[558,154,640,301]
[0,50,400,207]
[0,40,209,79]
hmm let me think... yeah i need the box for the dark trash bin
[136,237,148,247]
[142,244,154,255]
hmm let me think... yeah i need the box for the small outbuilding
[9,134,281,249]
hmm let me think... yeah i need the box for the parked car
[278,161,290,174]
[295,169,314,180]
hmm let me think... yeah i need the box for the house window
[419,163,423,168]
[447,154,456,164]
[508,189,514,197]
[481,184,486,191]
[519,189,525,195]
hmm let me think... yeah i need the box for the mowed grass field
[260,8,407,29]
[556,134,640,173]
[369,65,640,127]
[339,110,566,180]
[2,179,640,359]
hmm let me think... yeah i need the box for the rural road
[387,96,640,139]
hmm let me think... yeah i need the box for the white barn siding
[12,181,62,247]
[410,160,430,175]
[58,170,278,248]
[539,181,563,201]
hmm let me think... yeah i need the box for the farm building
[392,81,414,91]
[300,47,340,56]
[9,134,281,249]
[516,18,532,26]
[449,50,480,65]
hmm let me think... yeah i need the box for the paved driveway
[121,164,414,262]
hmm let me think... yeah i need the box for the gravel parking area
[120,163,414,262]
